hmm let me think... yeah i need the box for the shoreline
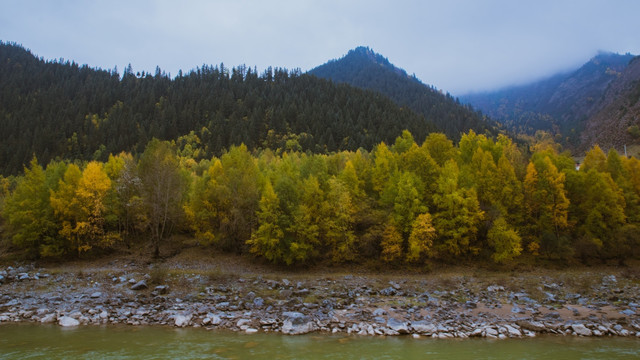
[1,263,639,339]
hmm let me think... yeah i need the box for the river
[1,324,639,359]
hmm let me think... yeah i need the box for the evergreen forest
[0,42,439,175]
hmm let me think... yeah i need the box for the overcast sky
[2,0,639,94]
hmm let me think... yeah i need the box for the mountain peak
[348,46,392,67]
[309,47,498,141]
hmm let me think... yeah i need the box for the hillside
[0,42,439,175]
[461,52,635,148]
[580,56,640,151]
[309,47,498,141]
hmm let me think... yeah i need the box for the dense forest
[309,46,498,141]
[0,42,439,175]
[2,130,639,266]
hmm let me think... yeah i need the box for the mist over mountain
[461,52,637,150]
[309,46,499,141]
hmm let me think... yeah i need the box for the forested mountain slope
[0,42,438,175]
[309,46,498,141]
[580,56,640,151]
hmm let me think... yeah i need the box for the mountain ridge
[309,46,499,141]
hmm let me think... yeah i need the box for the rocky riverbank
[1,262,640,339]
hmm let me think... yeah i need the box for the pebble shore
[1,263,639,339]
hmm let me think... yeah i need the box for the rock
[253,297,264,308]
[99,311,108,319]
[372,308,387,316]
[279,289,293,298]
[0,275,4,284]
[282,279,291,287]
[216,302,230,309]
[484,327,499,337]
[389,281,401,290]
[154,285,169,295]
[237,319,251,328]
[58,316,80,327]
[504,324,522,337]
[260,318,277,326]
[379,287,397,296]
[620,309,636,316]
[174,314,192,327]
[571,324,592,336]
[208,314,222,325]
[40,313,57,323]
[464,301,477,309]
[281,312,316,335]
[246,291,256,301]
[411,320,436,335]
[131,280,148,291]
[516,320,546,332]
[4,299,19,307]
[90,292,102,298]
[387,318,409,334]
[487,285,505,292]
[245,328,258,334]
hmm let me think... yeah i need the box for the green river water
[1,324,639,359]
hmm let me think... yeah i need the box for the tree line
[2,131,639,265]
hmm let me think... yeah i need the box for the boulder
[90,292,102,298]
[571,324,592,336]
[281,312,316,335]
[58,316,80,327]
[386,318,409,334]
[411,320,436,335]
[174,314,192,327]
[516,320,546,332]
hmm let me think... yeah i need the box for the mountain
[461,52,636,148]
[309,46,498,141]
[0,42,438,175]
[580,56,640,151]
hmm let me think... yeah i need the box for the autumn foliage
[2,131,640,265]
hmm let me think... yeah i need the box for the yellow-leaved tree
[50,161,118,255]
